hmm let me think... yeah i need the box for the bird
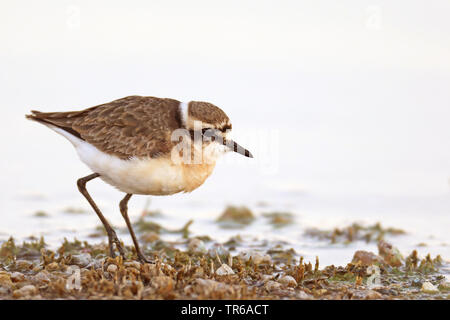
[26,95,253,263]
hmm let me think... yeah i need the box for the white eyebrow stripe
[179,101,190,127]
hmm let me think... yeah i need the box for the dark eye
[201,128,211,134]
[220,124,232,132]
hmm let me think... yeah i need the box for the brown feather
[26,96,182,159]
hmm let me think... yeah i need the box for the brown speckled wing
[28,96,182,159]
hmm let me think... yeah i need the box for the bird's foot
[107,230,126,258]
[137,252,155,264]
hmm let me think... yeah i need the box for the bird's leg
[120,194,154,264]
[77,173,125,258]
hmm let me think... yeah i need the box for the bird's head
[181,101,253,158]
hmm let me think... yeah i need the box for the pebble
[15,260,34,271]
[187,279,232,296]
[86,259,103,269]
[264,280,282,291]
[124,261,141,269]
[421,281,439,293]
[34,271,51,283]
[0,273,13,288]
[351,289,382,299]
[377,240,403,267]
[278,275,297,287]
[107,264,118,273]
[46,262,59,271]
[0,287,9,295]
[411,278,422,287]
[365,290,383,299]
[10,272,25,283]
[195,279,221,289]
[238,251,272,264]
[188,238,207,253]
[208,244,229,259]
[296,290,313,299]
[71,253,92,267]
[215,264,235,276]
[151,276,174,293]
[261,275,273,283]
[438,279,450,290]
[352,250,384,266]
[13,285,38,298]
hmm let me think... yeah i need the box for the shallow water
[2,165,449,268]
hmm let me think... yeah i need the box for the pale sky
[1,0,450,71]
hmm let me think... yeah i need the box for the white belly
[48,124,219,195]
[76,140,188,195]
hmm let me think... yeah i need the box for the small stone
[238,251,251,261]
[352,250,384,266]
[10,272,25,283]
[13,285,38,298]
[261,275,273,283]
[34,271,51,283]
[208,244,229,259]
[350,289,382,299]
[438,279,450,290]
[254,254,272,265]
[46,262,59,271]
[238,251,272,264]
[193,267,205,278]
[86,259,103,269]
[188,238,207,253]
[15,260,34,271]
[411,278,422,287]
[0,273,13,288]
[215,264,235,276]
[71,253,92,267]
[161,263,175,272]
[365,290,383,299]
[278,275,297,287]
[195,279,221,290]
[352,289,382,300]
[377,240,403,267]
[296,290,313,299]
[189,279,233,296]
[124,261,141,270]
[264,280,282,291]
[421,281,439,293]
[107,264,118,273]
[0,287,9,296]
[151,276,174,293]
[314,288,328,296]
[278,276,297,287]
[32,265,43,273]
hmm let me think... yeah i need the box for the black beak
[204,130,253,158]
[223,138,253,158]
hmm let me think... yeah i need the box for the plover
[26,95,253,262]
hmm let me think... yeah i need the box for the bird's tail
[25,109,85,140]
